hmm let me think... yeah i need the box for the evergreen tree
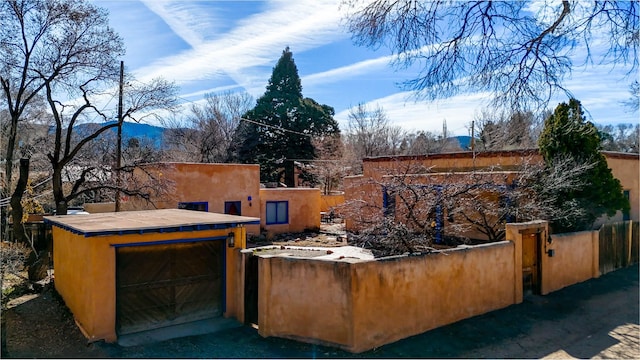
[538,98,629,232]
[229,47,339,185]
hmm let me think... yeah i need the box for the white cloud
[133,0,347,93]
[335,91,492,136]
[303,55,394,86]
[140,1,226,48]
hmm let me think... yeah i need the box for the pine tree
[538,98,629,232]
[229,47,339,185]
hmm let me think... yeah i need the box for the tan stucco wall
[259,188,320,236]
[597,155,640,225]
[543,230,599,294]
[92,163,262,234]
[52,225,247,343]
[362,150,539,179]
[320,193,345,213]
[343,175,383,232]
[349,242,515,353]
[505,221,599,299]
[356,151,639,231]
[257,241,516,353]
[83,202,137,213]
[258,257,353,348]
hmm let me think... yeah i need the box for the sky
[98,0,639,136]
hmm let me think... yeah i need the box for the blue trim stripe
[110,236,227,248]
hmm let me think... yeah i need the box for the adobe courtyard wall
[257,240,516,353]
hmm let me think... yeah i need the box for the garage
[44,209,260,343]
[115,240,225,335]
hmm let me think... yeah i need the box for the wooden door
[116,241,224,335]
[522,233,541,295]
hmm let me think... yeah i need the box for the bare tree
[342,155,594,256]
[622,80,640,113]
[597,123,640,154]
[343,1,639,110]
[304,135,349,194]
[43,75,177,215]
[474,109,541,151]
[344,103,407,173]
[0,0,124,241]
[163,91,253,163]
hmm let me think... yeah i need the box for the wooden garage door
[116,240,224,335]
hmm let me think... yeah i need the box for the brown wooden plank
[116,241,224,335]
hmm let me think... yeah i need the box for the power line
[175,96,312,138]
[238,117,312,138]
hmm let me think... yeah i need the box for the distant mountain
[454,135,473,150]
[115,121,166,148]
[70,123,477,152]
[73,121,167,148]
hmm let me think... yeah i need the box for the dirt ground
[249,222,348,248]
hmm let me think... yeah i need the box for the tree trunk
[52,167,67,215]
[2,114,19,243]
[284,160,295,188]
[4,115,18,201]
[10,159,29,244]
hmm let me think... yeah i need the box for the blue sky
[99,0,639,136]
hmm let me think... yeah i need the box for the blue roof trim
[111,236,228,248]
[44,218,260,238]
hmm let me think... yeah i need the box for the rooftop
[44,209,260,237]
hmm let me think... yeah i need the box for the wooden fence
[599,221,639,275]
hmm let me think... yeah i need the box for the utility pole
[470,120,475,152]
[115,61,123,212]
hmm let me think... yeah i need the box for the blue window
[178,202,208,212]
[266,201,288,225]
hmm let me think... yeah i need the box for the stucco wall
[342,175,383,232]
[320,193,345,213]
[362,150,539,179]
[52,226,247,343]
[543,230,599,294]
[51,227,101,339]
[349,242,515,353]
[259,188,320,236]
[258,257,353,348]
[357,151,639,231]
[112,163,262,234]
[257,241,516,353]
[597,154,640,225]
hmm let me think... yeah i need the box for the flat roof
[44,209,260,237]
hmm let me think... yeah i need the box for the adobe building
[84,162,323,236]
[44,209,259,344]
[344,150,639,234]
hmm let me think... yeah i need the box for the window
[266,201,288,225]
[178,202,208,212]
[623,190,630,221]
[224,201,241,216]
[382,188,396,218]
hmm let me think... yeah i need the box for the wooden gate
[599,221,639,275]
[522,232,541,295]
[116,240,224,335]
